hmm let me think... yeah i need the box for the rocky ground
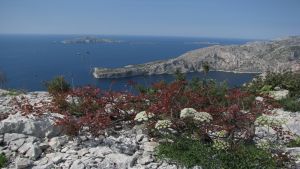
[0,90,194,169]
[0,89,300,169]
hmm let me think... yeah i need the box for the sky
[0,0,300,39]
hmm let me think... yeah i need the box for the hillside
[93,36,300,78]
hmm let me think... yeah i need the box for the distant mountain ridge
[93,36,300,78]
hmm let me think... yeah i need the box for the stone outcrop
[93,36,300,78]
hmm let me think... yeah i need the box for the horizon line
[0,33,266,41]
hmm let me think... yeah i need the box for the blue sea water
[0,35,257,91]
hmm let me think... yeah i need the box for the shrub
[45,76,70,95]
[259,85,272,94]
[245,71,300,97]
[279,97,300,112]
[156,137,276,169]
[287,137,300,147]
[53,86,142,136]
[3,89,25,96]
[0,154,7,168]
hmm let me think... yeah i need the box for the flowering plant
[134,111,155,122]
[193,111,213,123]
[155,120,172,130]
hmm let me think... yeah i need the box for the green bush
[45,76,70,95]
[0,154,7,168]
[259,85,272,94]
[279,97,300,112]
[156,137,276,169]
[3,89,25,96]
[287,137,300,147]
[245,71,300,97]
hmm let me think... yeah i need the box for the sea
[0,34,257,92]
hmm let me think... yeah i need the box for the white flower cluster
[134,111,155,122]
[255,115,286,127]
[215,130,228,138]
[256,139,271,150]
[180,108,198,119]
[193,112,213,123]
[213,140,229,150]
[155,120,172,130]
[180,108,213,123]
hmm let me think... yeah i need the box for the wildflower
[215,130,228,138]
[255,115,286,127]
[256,139,271,150]
[213,140,229,150]
[155,120,172,130]
[193,112,213,123]
[134,111,155,122]
[180,108,197,119]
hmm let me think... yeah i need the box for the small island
[61,36,124,44]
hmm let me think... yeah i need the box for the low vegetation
[12,71,300,168]
[287,137,300,147]
[244,71,300,112]
[1,89,25,97]
[0,154,7,168]
[157,137,276,169]
[279,97,300,112]
[44,76,70,95]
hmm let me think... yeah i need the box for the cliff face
[93,36,300,78]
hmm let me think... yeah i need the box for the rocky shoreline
[93,36,300,78]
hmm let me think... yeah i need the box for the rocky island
[62,36,124,44]
[93,36,300,78]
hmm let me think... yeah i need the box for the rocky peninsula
[93,36,300,78]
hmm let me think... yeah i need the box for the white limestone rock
[89,146,112,157]
[143,142,159,152]
[0,112,63,138]
[70,159,85,169]
[255,96,264,102]
[48,136,68,149]
[99,153,133,169]
[269,89,289,100]
[15,157,33,169]
[46,152,67,164]
[25,144,42,160]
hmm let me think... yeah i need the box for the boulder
[70,159,85,169]
[255,96,264,102]
[99,153,133,169]
[137,153,154,165]
[269,90,289,100]
[89,146,112,157]
[0,112,63,138]
[48,136,68,149]
[143,142,159,152]
[15,157,33,169]
[46,152,67,164]
[25,144,42,160]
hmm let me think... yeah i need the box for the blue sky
[0,0,299,39]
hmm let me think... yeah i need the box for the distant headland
[93,36,300,78]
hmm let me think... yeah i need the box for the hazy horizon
[1,0,300,39]
[0,33,261,41]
